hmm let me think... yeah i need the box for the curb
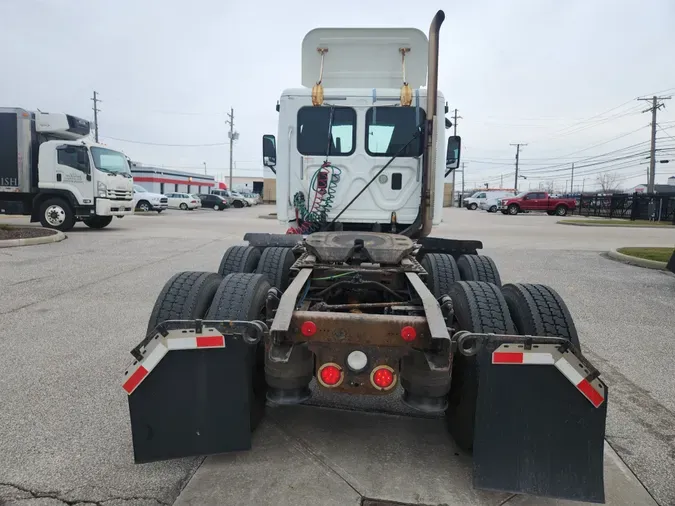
[0,230,66,248]
[558,220,675,229]
[606,249,667,270]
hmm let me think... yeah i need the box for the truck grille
[107,189,132,200]
[160,198,168,204]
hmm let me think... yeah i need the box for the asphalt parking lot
[0,206,673,506]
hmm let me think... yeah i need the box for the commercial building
[632,176,675,195]
[130,163,215,195]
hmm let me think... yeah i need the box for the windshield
[516,192,529,198]
[91,147,130,174]
[133,185,147,193]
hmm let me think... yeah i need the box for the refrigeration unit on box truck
[0,107,134,231]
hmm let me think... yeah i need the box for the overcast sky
[2,0,674,191]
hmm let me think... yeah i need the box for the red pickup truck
[498,192,577,216]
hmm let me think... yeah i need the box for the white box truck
[0,108,134,230]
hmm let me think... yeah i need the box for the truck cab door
[54,145,94,206]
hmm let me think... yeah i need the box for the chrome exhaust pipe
[420,10,445,238]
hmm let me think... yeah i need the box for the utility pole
[570,163,575,195]
[638,95,671,193]
[460,162,465,207]
[500,173,503,187]
[203,162,207,175]
[225,107,238,190]
[451,108,462,206]
[510,143,527,191]
[91,91,101,142]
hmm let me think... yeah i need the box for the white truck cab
[262,27,460,233]
[0,108,134,230]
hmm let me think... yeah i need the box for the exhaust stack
[403,10,444,239]
[420,10,445,238]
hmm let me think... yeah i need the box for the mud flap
[471,341,608,503]
[125,324,259,464]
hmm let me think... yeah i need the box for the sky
[2,0,674,192]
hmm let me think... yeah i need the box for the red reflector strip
[122,366,148,394]
[492,343,605,408]
[492,352,523,364]
[196,335,225,348]
[577,378,604,408]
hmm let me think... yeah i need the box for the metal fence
[575,193,675,223]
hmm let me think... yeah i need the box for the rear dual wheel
[446,280,580,452]
[147,271,270,433]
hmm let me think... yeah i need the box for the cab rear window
[297,106,356,156]
[366,107,425,157]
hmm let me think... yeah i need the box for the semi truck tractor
[123,11,608,503]
[0,108,134,230]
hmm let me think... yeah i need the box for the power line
[100,135,229,147]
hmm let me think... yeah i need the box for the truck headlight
[97,182,107,197]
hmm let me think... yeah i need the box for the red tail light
[370,365,396,391]
[301,321,317,337]
[401,326,417,342]
[318,363,343,387]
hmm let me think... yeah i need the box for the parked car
[199,193,230,210]
[243,192,262,204]
[189,194,202,209]
[498,191,577,216]
[479,196,504,213]
[464,190,516,210]
[211,189,248,208]
[165,192,200,210]
[231,190,254,206]
[132,184,168,213]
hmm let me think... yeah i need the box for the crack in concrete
[0,483,170,506]
[266,414,364,499]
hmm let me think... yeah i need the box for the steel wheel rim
[45,205,65,226]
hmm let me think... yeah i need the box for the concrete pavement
[0,207,672,506]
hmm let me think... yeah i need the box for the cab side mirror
[262,134,276,171]
[445,135,461,177]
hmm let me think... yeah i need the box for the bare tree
[596,173,620,193]
[541,180,556,193]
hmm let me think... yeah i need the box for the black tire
[147,271,222,334]
[546,210,555,216]
[256,247,296,290]
[446,281,516,452]
[501,210,508,215]
[507,204,519,215]
[555,205,568,216]
[457,254,502,286]
[157,209,163,214]
[469,203,478,210]
[420,253,461,299]
[489,206,497,213]
[39,197,75,231]
[83,216,113,229]
[218,245,261,276]
[136,200,151,212]
[179,203,188,210]
[501,283,580,349]
[233,200,244,208]
[206,273,271,431]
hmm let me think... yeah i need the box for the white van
[464,190,516,210]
